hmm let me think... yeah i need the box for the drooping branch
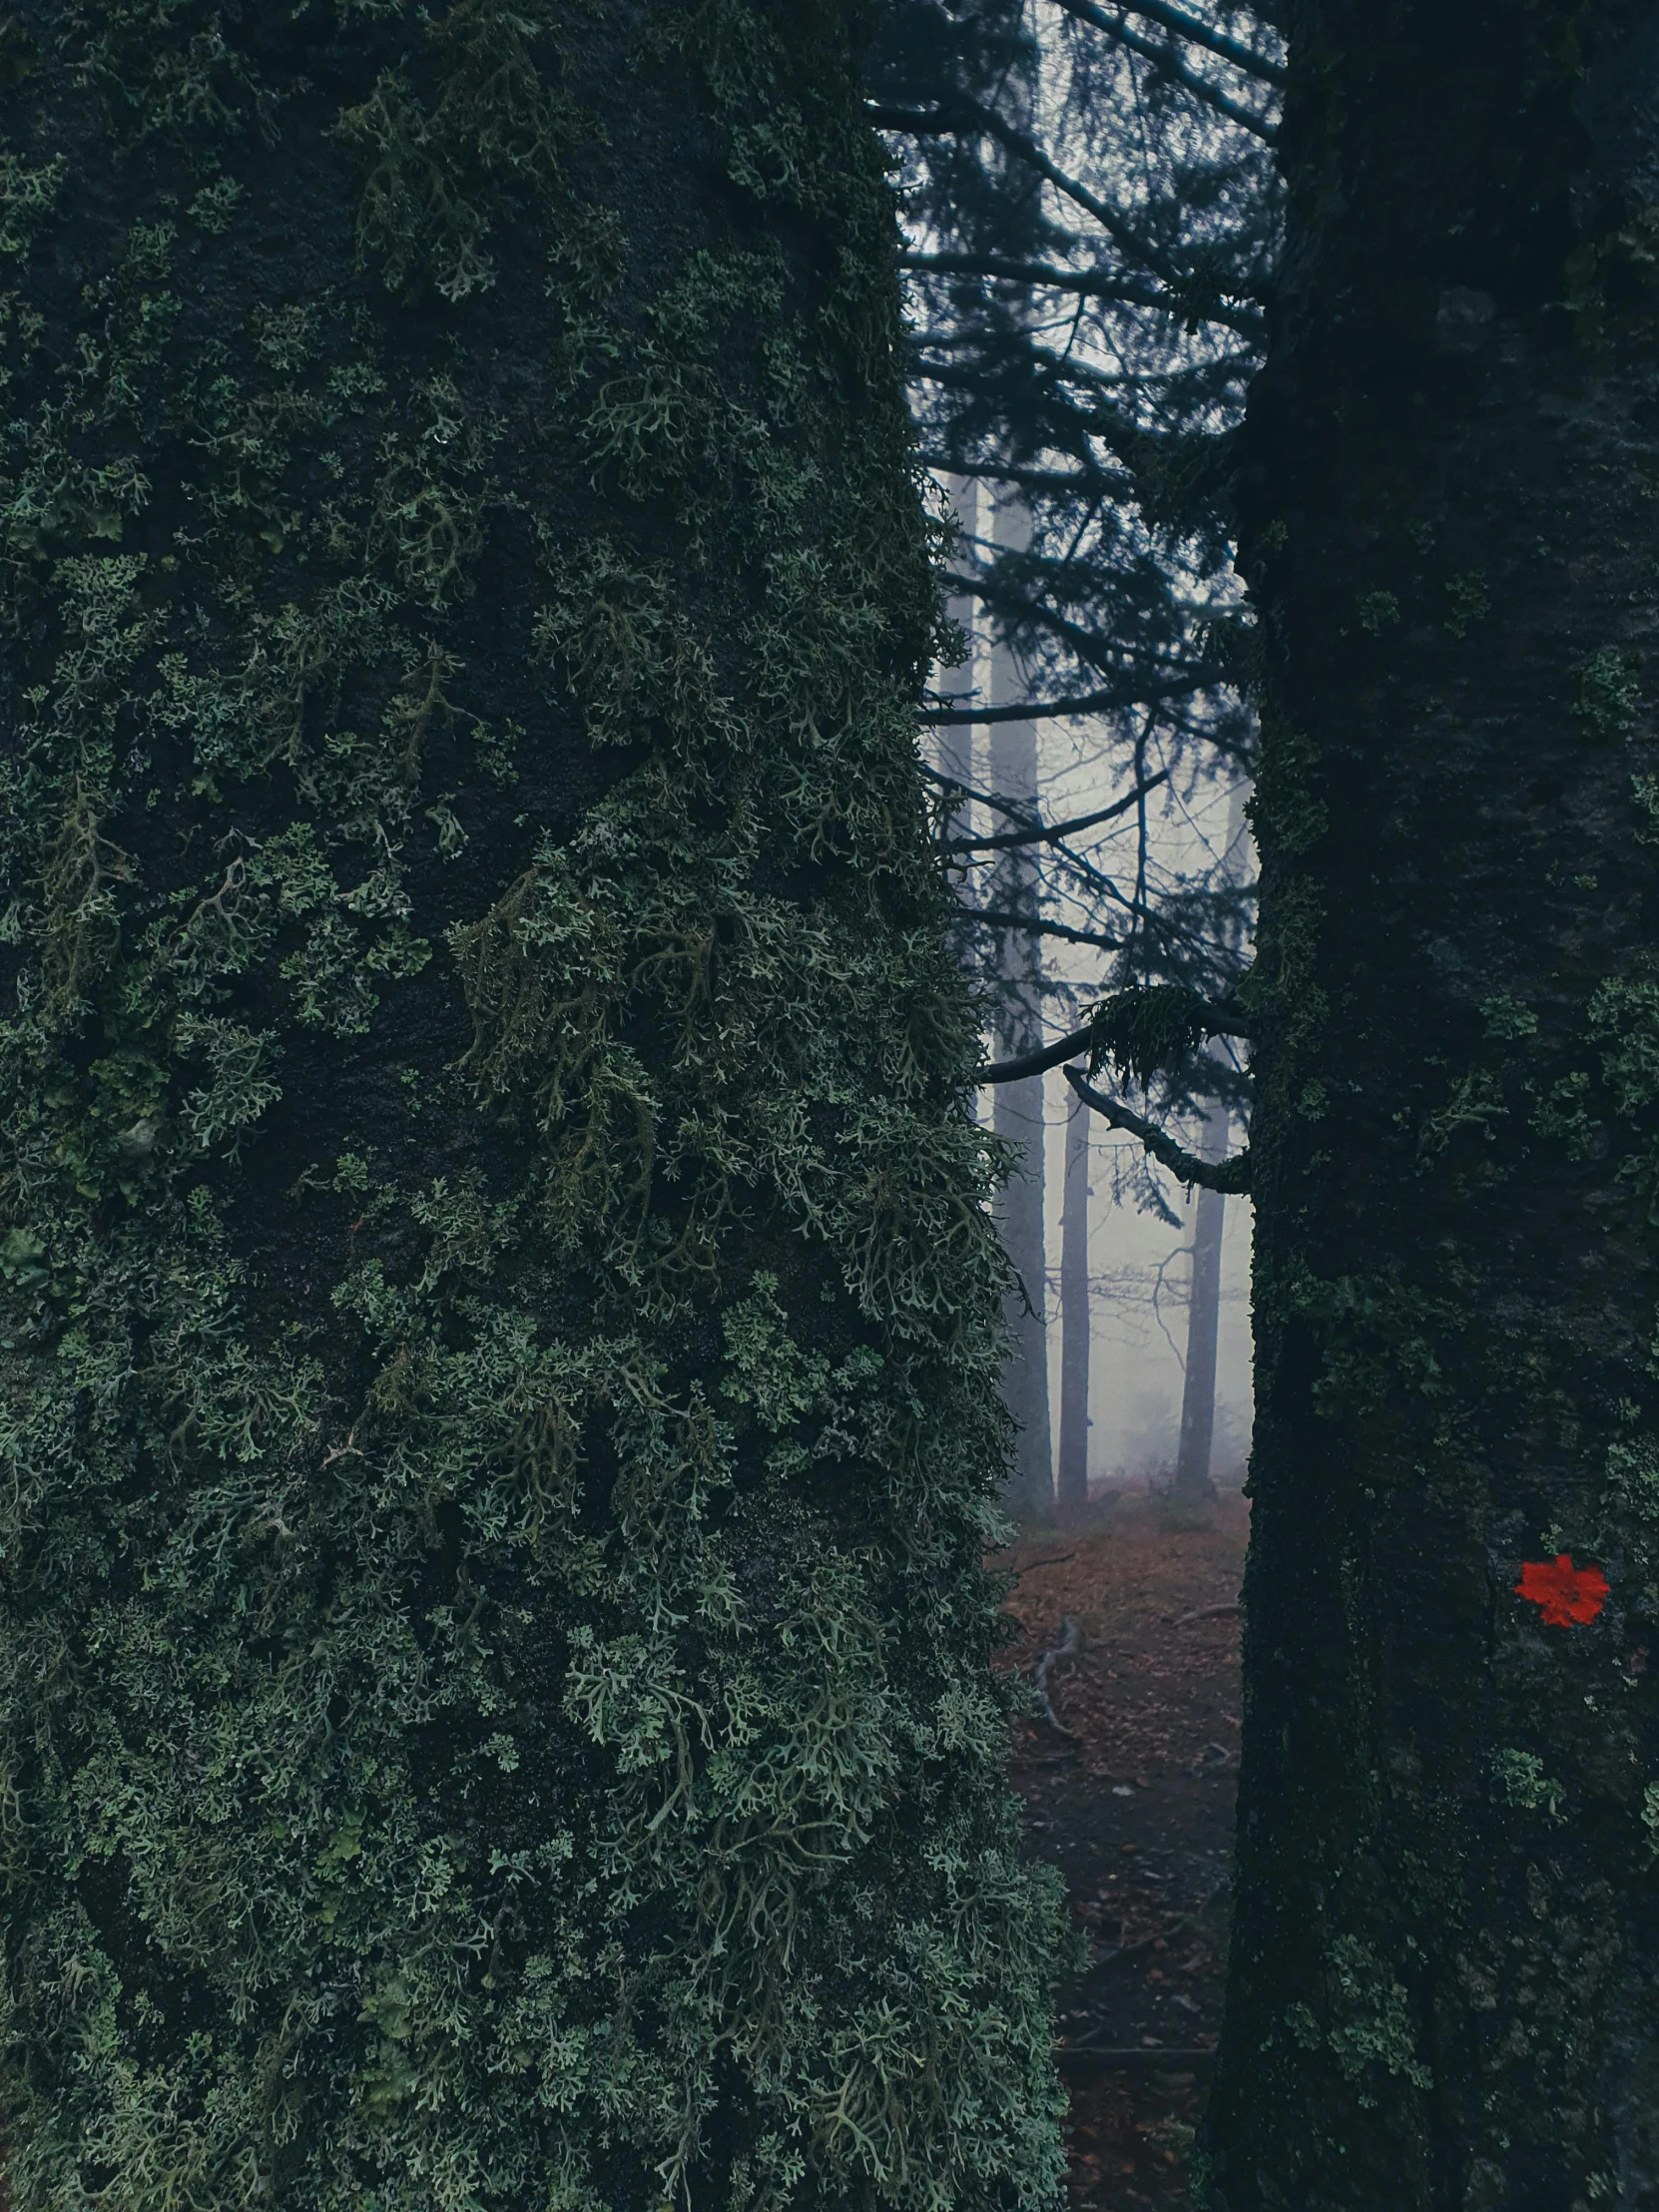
[1063,1066,1252,1192]
[976,992,1254,1085]
[943,771,1171,852]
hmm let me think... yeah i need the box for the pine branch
[1062,1064,1252,1191]
[1054,0,1280,139]
[1054,0,1287,86]
[873,100,1261,333]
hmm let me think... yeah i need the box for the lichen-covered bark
[1201,4,1659,2205]
[0,4,1071,2205]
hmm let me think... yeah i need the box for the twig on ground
[1173,1601,1241,1626]
[1032,1616,1081,1739]
[1020,1551,1077,1574]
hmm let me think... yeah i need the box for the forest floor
[990,1483,1251,2212]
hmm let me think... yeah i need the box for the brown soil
[991,1483,1251,2212]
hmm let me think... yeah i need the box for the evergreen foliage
[868,0,1280,1174]
[0,3,1071,2203]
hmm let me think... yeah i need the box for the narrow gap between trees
[992,1482,1250,2211]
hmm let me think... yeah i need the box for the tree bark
[1203,4,1659,2204]
[1057,1067,1092,1517]
[0,5,1070,2202]
[1173,1101,1228,1503]
[988,492,1054,1518]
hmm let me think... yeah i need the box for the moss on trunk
[0,3,1071,2204]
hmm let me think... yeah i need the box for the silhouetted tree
[1198,3,1659,2201]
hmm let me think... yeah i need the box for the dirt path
[991,1485,1251,2210]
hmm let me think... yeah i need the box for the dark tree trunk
[0,5,1070,2202]
[1057,1069,1091,1517]
[1173,1103,1228,1504]
[1203,5,1659,2204]
[988,494,1053,1518]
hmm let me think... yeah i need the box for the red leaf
[1514,1553,1609,1627]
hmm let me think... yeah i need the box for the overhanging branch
[1062,1065,1252,1192]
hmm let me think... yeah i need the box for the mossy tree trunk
[1202,5,1659,2204]
[0,3,1070,2204]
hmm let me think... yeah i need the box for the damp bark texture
[0,4,1072,2204]
[1202,4,1659,2205]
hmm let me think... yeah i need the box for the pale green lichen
[0,4,1070,2208]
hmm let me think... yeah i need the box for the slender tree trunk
[1173,1103,1228,1503]
[988,494,1053,1518]
[1176,781,1247,1507]
[0,7,1071,2202]
[1203,6,1659,2204]
[1057,1068,1091,1518]
[939,473,980,849]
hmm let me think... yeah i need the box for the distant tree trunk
[1203,5,1659,2204]
[1172,1102,1228,1503]
[1057,1069,1091,1518]
[938,473,980,850]
[1174,786,1247,1505]
[0,6,1071,2202]
[988,494,1053,1518]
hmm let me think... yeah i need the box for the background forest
[873,0,1281,1513]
